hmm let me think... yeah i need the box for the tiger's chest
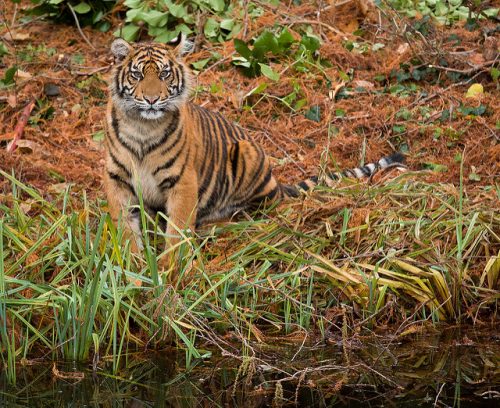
[134,164,165,208]
[114,128,173,211]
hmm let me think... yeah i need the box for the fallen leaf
[2,31,30,41]
[469,53,485,66]
[7,94,16,108]
[353,80,374,89]
[15,139,40,154]
[16,70,32,80]
[48,183,70,195]
[483,36,498,61]
[465,83,484,98]
[396,43,409,55]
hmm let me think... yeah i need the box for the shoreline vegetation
[1,167,498,383]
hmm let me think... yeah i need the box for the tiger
[105,34,404,263]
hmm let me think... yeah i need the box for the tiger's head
[110,34,191,120]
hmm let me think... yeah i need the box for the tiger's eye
[159,70,170,80]
[130,70,142,80]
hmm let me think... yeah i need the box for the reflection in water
[1,326,499,407]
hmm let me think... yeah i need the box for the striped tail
[280,153,406,197]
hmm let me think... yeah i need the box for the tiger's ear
[111,38,132,62]
[169,32,192,57]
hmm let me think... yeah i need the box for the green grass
[0,169,499,383]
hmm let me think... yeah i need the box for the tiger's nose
[144,96,159,105]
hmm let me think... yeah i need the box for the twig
[290,19,347,37]
[434,382,446,407]
[5,99,36,153]
[429,59,498,74]
[68,4,96,51]
[74,66,110,76]
[202,54,233,73]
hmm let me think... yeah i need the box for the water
[1,326,499,407]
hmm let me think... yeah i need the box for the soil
[0,2,499,198]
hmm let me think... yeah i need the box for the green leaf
[244,82,268,98]
[141,10,168,27]
[294,98,307,110]
[422,162,448,172]
[277,28,295,49]
[164,0,188,19]
[458,104,486,116]
[300,35,320,53]
[191,58,211,70]
[219,18,234,31]
[335,109,345,118]
[92,130,105,142]
[204,18,219,38]
[2,66,17,86]
[490,67,499,82]
[114,25,140,42]
[468,173,481,182]
[253,31,279,59]
[392,124,406,134]
[72,2,91,14]
[258,63,280,81]
[305,105,321,122]
[205,0,225,12]
[0,42,9,60]
[234,39,252,60]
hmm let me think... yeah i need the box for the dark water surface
[1,326,499,407]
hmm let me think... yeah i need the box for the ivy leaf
[490,67,499,82]
[422,162,448,172]
[141,10,168,27]
[253,31,279,59]
[0,42,9,60]
[72,2,91,14]
[277,28,295,49]
[1,66,17,86]
[468,173,481,182]
[244,82,268,98]
[204,18,219,38]
[191,58,211,71]
[234,39,252,60]
[300,35,320,53]
[92,130,105,142]
[305,105,321,122]
[114,24,140,42]
[219,18,234,31]
[258,63,280,81]
[205,0,225,13]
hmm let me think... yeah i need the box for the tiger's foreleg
[158,175,198,280]
[103,171,142,256]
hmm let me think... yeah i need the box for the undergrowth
[1,168,498,382]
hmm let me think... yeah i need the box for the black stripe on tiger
[109,150,132,179]
[143,111,180,156]
[108,171,134,195]
[111,107,141,159]
[152,137,187,175]
[157,147,190,192]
